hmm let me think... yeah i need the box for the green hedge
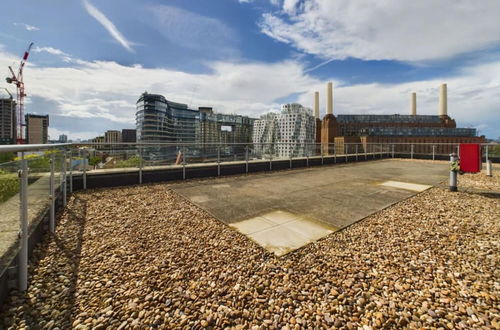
[0,170,19,203]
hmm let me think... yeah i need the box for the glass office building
[136,92,199,143]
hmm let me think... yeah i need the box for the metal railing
[0,141,497,292]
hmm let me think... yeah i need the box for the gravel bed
[0,177,499,329]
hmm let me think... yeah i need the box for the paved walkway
[171,159,449,255]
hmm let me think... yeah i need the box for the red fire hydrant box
[459,144,481,173]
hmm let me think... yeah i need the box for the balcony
[0,142,498,328]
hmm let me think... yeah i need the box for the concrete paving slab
[229,217,275,235]
[282,218,336,241]
[380,180,432,192]
[260,210,299,225]
[247,225,309,256]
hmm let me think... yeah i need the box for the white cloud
[1,46,498,139]
[82,0,134,52]
[13,23,40,31]
[260,0,500,62]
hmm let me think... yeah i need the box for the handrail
[0,142,497,152]
[0,143,72,153]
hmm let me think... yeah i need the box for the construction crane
[6,42,34,144]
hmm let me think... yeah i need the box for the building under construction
[315,83,485,155]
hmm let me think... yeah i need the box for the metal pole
[69,151,73,193]
[269,149,272,171]
[217,144,221,177]
[62,150,67,207]
[486,160,493,177]
[392,144,395,158]
[18,153,28,291]
[333,143,336,163]
[245,145,249,174]
[83,149,87,190]
[450,153,458,192]
[432,145,435,161]
[345,144,348,162]
[182,147,186,180]
[486,144,489,162]
[411,144,414,159]
[320,143,324,165]
[306,144,309,167]
[355,144,358,161]
[289,150,292,169]
[50,152,55,233]
[139,147,143,184]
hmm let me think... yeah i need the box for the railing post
[50,152,55,233]
[289,149,292,169]
[182,147,186,180]
[139,147,143,184]
[486,144,489,162]
[410,144,414,159]
[245,145,249,174]
[62,150,67,207]
[18,153,28,292]
[333,143,336,163]
[69,151,73,193]
[355,144,358,161]
[306,144,309,167]
[320,143,324,165]
[432,145,435,161]
[345,144,348,162]
[392,144,395,158]
[83,149,87,190]
[217,144,221,177]
[269,150,273,171]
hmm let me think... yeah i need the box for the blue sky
[1,0,500,139]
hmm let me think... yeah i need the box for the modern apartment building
[196,107,254,156]
[136,92,199,143]
[0,98,16,144]
[136,92,254,148]
[121,129,137,143]
[253,103,316,158]
[104,130,122,144]
[25,114,49,144]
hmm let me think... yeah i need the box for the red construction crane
[6,42,34,144]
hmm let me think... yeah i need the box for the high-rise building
[58,134,68,143]
[104,130,122,144]
[121,129,136,143]
[136,92,199,143]
[135,92,254,147]
[253,103,316,158]
[25,114,49,144]
[0,98,16,144]
[196,107,254,155]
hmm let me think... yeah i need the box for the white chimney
[326,82,333,115]
[410,92,416,116]
[314,91,320,119]
[439,83,447,116]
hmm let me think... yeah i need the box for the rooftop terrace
[0,157,498,328]
[0,142,499,329]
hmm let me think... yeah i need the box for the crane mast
[6,42,33,144]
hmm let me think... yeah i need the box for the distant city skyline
[1,0,500,140]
